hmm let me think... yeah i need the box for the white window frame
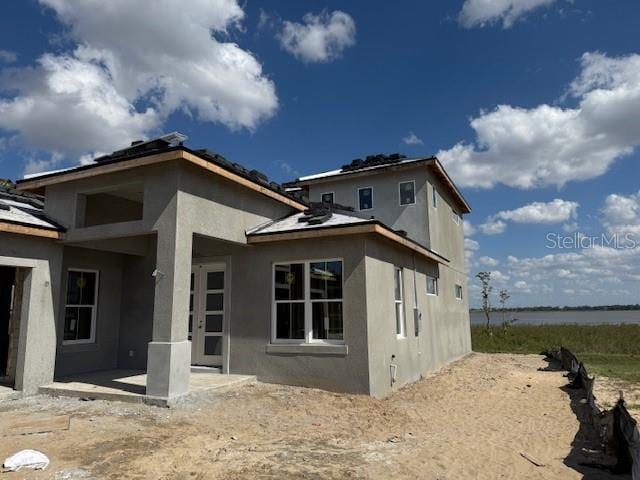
[452,210,461,225]
[431,183,438,208]
[455,284,463,300]
[426,275,438,296]
[272,259,345,345]
[320,192,335,204]
[63,268,99,345]
[398,180,416,206]
[357,186,374,211]
[394,267,406,338]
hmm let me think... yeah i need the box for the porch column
[14,261,59,394]
[146,225,192,399]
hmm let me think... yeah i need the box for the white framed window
[399,180,416,206]
[394,267,405,337]
[431,183,438,208]
[452,211,461,225]
[455,284,463,300]
[320,192,334,204]
[273,259,344,344]
[63,269,99,345]
[358,187,373,211]
[426,275,438,296]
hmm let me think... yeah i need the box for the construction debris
[2,449,50,472]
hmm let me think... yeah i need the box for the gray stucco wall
[364,236,471,398]
[308,168,432,247]
[192,235,371,394]
[0,232,63,393]
[54,246,124,377]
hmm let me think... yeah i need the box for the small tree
[476,272,493,330]
[499,289,511,335]
[498,289,511,324]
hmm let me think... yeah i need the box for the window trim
[272,258,345,345]
[398,180,416,206]
[426,275,438,296]
[394,267,406,338]
[320,192,335,205]
[357,186,374,211]
[62,268,99,345]
[455,284,463,300]
[452,210,461,225]
[431,183,438,208]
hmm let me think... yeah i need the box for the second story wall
[307,168,432,248]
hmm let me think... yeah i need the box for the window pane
[310,261,343,300]
[205,314,223,332]
[432,187,437,207]
[321,193,334,204]
[188,314,193,335]
[206,293,224,311]
[427,276,437,295]
[66,271,96,305]
[204,336,222,356]
[64,307,92,341]
[275,263,304,300]
[207,271,224,290]
[312,302,343,340]
[64,307,79,341]
[189,293,193,312]
[400,182,415,205]
[359,188,373,210]
[394,268,402,301]
[395,303,403,335]
[276,303,305,339]
[77,308,93,340]
[190,273,194,290]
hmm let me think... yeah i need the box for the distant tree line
[470,304,640,313]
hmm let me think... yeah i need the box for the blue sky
[1,0,639,307]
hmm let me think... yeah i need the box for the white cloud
[402,131,423,146]
[0,50,17,63]
[438,52,640,189]
[459,0,557,29]
[495,199,579,224]
[0,0,278,164]
[463,220,476,236]
[513,280,531,292]
[278,10,356,63]
[479,256,499,267]
[490,270,511,283]
[464,237,480,268]
[479,219,507,235]
[601,190,640,240]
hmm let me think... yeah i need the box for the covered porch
[39,367,255,405]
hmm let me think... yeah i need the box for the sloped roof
[247,204,449,264]
[286,155,471,214]
[0,185,64,238]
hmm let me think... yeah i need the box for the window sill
[266,343,348,356]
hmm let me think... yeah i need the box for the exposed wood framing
[0,222,62,239]
[247,223,448,264]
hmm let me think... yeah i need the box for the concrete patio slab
[39,368,256,406]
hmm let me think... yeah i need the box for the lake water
[470,310,640,326]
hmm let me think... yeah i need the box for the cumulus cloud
[0,0,278,170]
[438,52,640,189]
[601,190,640,240]
[496,199,579,224]
[463,220,476,236]
[479,219,507,235]
[0,50,17,63]
[478,256,499,267]
[465,237,480,268]
[402,131,424,146]
[278,10,356,63]
[458,0,557,29]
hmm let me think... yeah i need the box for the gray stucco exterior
[1,147,471,402]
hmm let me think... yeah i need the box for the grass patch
[471,324,640,383]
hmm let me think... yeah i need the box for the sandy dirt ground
[0,353,630,479]
[593,376,640,423]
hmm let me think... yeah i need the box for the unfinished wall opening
[0,266,23,387]
[76,183,144,228]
